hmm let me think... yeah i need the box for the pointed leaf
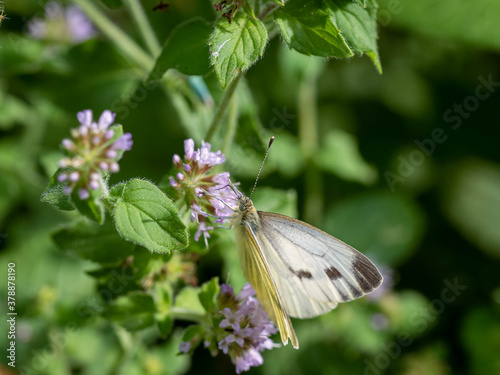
[112,179,189,253]
[210,12,268,88]
[41,168,75,211]
[198,277,220,314]
[274,0,353,58]
[325,0,382,72]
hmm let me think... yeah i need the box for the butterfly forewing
[256,212,383,319]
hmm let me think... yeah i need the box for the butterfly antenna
[250,137,274,199]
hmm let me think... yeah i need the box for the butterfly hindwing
[256,212,383,319]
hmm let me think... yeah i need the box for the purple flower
[216,284,277,373]
[169,139,239,245]
[28,1,96,44]
[179,341,191,354]
[57,109,132,199]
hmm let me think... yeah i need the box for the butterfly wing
[257,212,383,319]
[234,213,299,348]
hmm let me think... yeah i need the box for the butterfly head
[238,194,254,213]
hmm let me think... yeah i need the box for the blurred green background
[1,0,500,374]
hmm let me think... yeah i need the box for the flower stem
[298,72,323,226]
[205,73,243,143]
[123,0,161,56]
[73,0,153,70]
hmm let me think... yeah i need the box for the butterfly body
[233,194,383,349]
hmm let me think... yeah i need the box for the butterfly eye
[239,202,245,211]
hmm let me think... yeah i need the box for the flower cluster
[217,284,277,373]
[58,110,133,200]
[179,283,277,374]
[28,1,96,44]
[169,139,238,245]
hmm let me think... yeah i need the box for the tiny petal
[109,162,119,172]
[69,172,80,182]
[176,172,185,181]
[89,180,99,190]
[62,139,75,150]
[179,341,191,354]
[79,188,89,200]
[105,130,115,139]
[183,164,191,172]
[106,150,117,159]
[59,159,68,168]
[77,109,93,127]
[184,139,195,160]
[92,135,101,145]
[99,162,109,171]
[173,154,181,166]
[63,186,72,194]
[112,133,133,151]
[98,110,115,130]
[57,173,68,182]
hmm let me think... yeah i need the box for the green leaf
[353,0,365,7]
[323,191,425,266]
[316,129,378,185]
[52,218,135,264]
[274,0,353,58]
[442,159,500,259]
[147,18,211,81]
[112,179,189,253]
[209,12,268,88]
[325,0,382,72]
[198,277,220,314]
[101,293,156,331]
[41,168,75,211]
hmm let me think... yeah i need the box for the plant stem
[205,73,243,143]
[110,327,141,375]
[123,0,161,56]
[221,95,239,155]
[298,72,323,226]
[73,0,153,70]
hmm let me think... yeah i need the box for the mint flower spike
[170,138,239,245]
[28,1,96,44]
[218,284,277,374]
[57,109,133,200]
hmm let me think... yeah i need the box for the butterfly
[231,138,383,349]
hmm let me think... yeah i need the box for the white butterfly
[231,140,383,349]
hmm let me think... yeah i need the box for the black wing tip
[353,254,384,293]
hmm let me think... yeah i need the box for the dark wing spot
[297,270,313,279]
[353,255,383,292]
[289,267,313,280]
[325,266,342,280]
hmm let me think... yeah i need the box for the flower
[217,284,277,374]
[57,109,132,199]
[169,139,239,245]
[178,283,277,373]
[28,1,96,44]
